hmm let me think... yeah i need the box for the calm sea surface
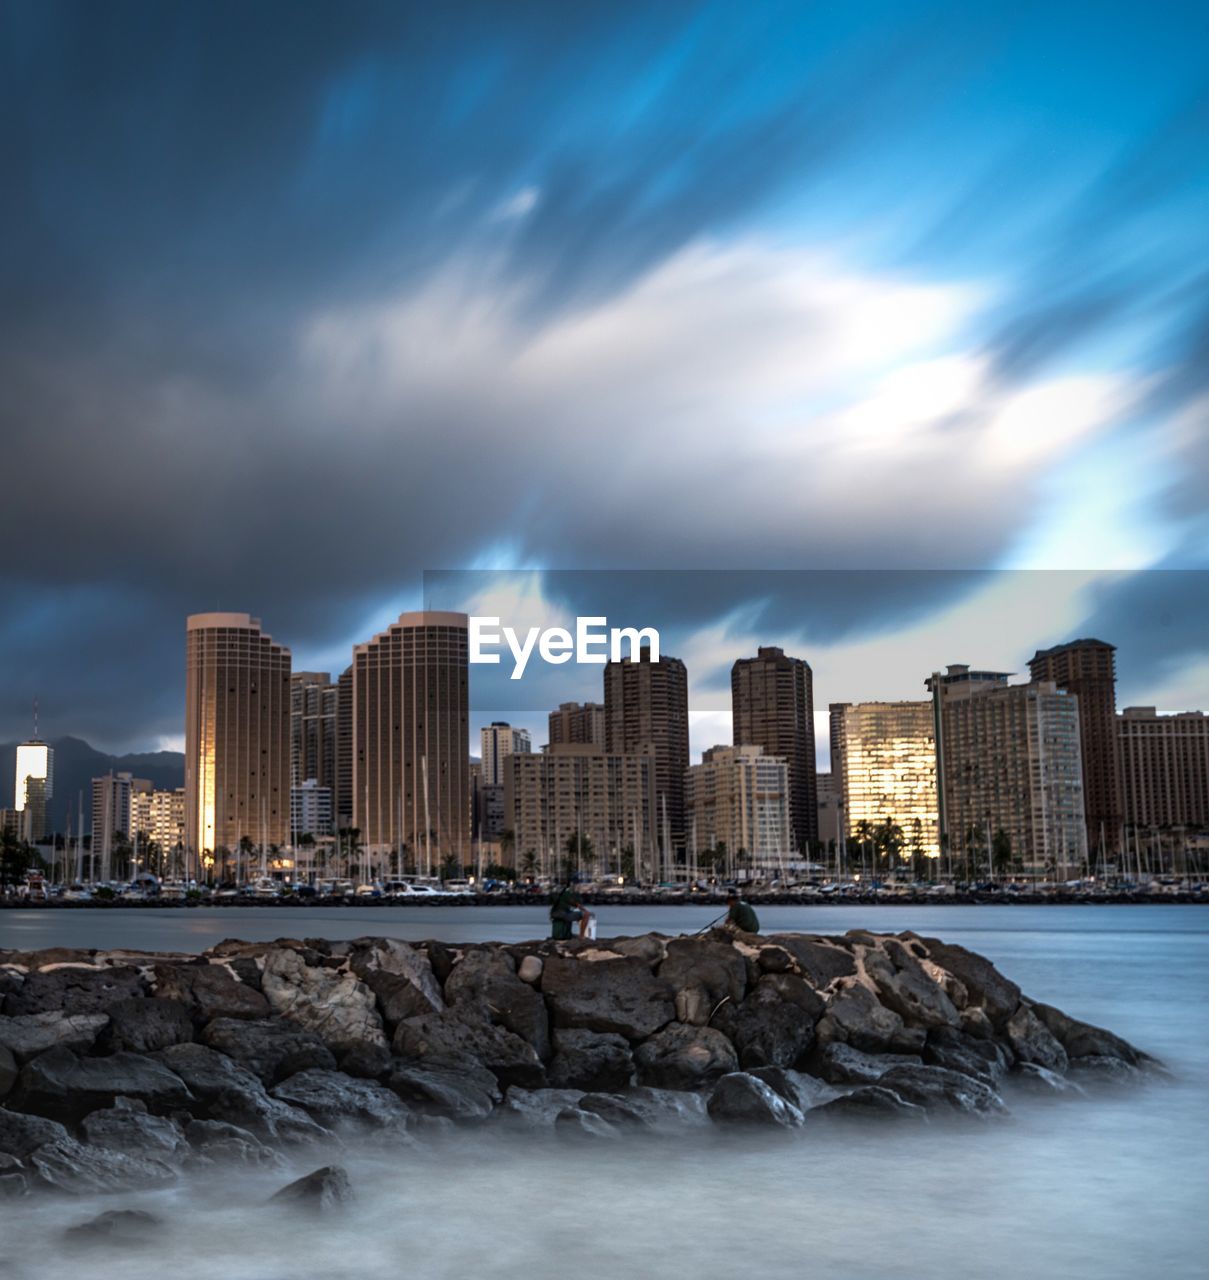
[1,904,1206,1280]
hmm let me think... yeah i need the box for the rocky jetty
[0,929,1159,1199]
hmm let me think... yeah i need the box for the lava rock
[340,1041,393,1080]
[553,1106,620,1141]
[349,939,445,1029]
[578,1087,711,1129]
[923,1025,1011,1085]
[541,955,675,1041]
[746,1066,841,1112]
[495,1087,586,1127]
[0,1012,110,1064]
[811,1041,921,1085]
[765,935,856,987]
[271,1068,411,1132]
[3,966,143,1017]
[445,949,550,1058]
[1066,1055,1145,1085]
[200,1017,338,1085]
[707,1072,806,1127]
[0,1044,14,1101]
[1010,1063,1087,1096]
[0,1108,71,1158]
[260,948,387,1053]
[876,1065,1006,1115]
[12,1047,192,1123]
[205,1082,332,1145]
[658,937,748,1026]
[28,1138,177,1194]
[394,1009,545,1089]
[184,1118,285,1169]
[862,940,960,1030]
[822,983,907,1054]
[633,1023,737,1089]
[920,940,1021,1028]
[548,1028,635,1091]
[712,985,816,1069]
[153,963,270,1023]
[80,1101,188,1161]
[269,1164,354,1211]
[1030,1003,1152,1068]
[101,998,194,1054]
[813,1086,928,1121]
[388,1055,502,1121]
[1004,1006,1069,1074]
[63,1209,162,1248]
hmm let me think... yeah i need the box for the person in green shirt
[549,882,584,940]
[725,888,760,934]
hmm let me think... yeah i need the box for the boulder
[1030,1003,1152,1068]
[765,936,856,987]
[152,1041,265,1098]
[340,1042,393,1080]
[541,955,674,1041]
[1010,1063,1087,1096]
[813,1086,928,1121]
[923,1025,1010,1085]
[746,1066,841,1112]
[822,983,906,1054]
[1066,1055,1144,1086]
[200,1017,338,1085]
[0,1107,71,1158]
[153,963,270,1023]
[548,1028,635,1091]
[100,998,194,1054]
[920,940,1020,1028]
[712,986,816,1069]
[1004,1006,1069,1074]
[553,1106,620,1141]
[63,1209,162,1248]
[260,948,387,1053]
[271,1068,411,1132]
[12,1047,192,1122]
[876,1065,1006,1115]
[395,1009,545,1089]
[633,1024,737,1090]
[3,966,143,1017]
[445,949,550,1058]
[707,1072,806,1127]
[862,941,960,1030]
[388,1056,502,1121]
[269,1165,354,1211]
[349,940,444,1029]
[517,955,543,985]
[0,1153,27,1199]
[184,1119,285,1169]
[28,1138,177,1194]
[578,1088,711,1130]
[756,973,826,1019]
[812,1042,921,1086]
[0,1012,110,1063]
[658,938,747,1026]
[205,1084,332,1145]
[495,1087,585,1127]
[80,1101,188,1161]
[0,1043,14,1101]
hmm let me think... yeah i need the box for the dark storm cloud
[2,1,1208,747]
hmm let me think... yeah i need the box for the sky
[1,0,1208,764]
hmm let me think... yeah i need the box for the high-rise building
[91,772,142,876]
[604,648,689,866]
[352,611,470,868]
[480,722,532,787]
[13,739,54,843]
[291,672,338,792]
[815,772,841,850]
[1029,639,1122,854]
[685,744,792,877]
[185,612,292,862]
[1118,707,1209,831]
[731,646,817,850]
[336,666,354,830]
[504,744,657,879]
[829,701,939,860]
[928,666,1087,875]
[291,779,334,840]
[548,702,606,749]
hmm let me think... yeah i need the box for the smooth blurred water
[1,905,1206,1280]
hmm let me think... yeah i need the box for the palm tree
[499,828,515,870]
[521,849,538,880]
[855,819,873,880]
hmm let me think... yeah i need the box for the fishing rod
[690,910,729,937]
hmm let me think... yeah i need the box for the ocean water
[1,905,1206,1280]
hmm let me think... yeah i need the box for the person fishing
[549,879,591,940]
[723,887,760,934]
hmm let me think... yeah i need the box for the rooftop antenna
[32,697,40,742]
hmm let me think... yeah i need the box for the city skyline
[2,4,1208,756]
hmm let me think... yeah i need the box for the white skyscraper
[14,739,54,842]
[481,722,532,787]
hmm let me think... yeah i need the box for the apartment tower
[184,612,292,861]
[732,646,817,850]
[548,702,606,749]
[1118,706,1209,831]
[1029,639,1122,854]
[604,648,689,867]
[352,611,470,868]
